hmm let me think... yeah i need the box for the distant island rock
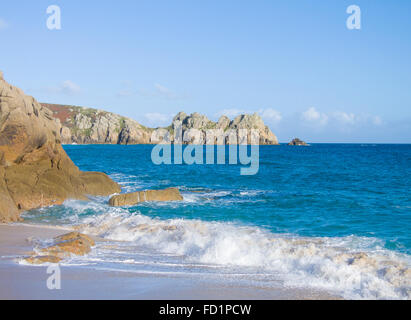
[43,104,279,145]
[0,72,121,222]
[288,138,308,146]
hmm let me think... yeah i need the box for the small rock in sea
[109,187,184,207]
[288,138,308,146]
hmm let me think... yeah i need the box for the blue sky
[0,0,410,142]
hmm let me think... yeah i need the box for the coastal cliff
[43,103,154,145]
[170,112,279,145]
[0,72,121,222]
[43,104,279,145]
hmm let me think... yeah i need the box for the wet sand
[0,224,342,300]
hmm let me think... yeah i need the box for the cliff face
[171,112,279,145]
[44,104,279,145]
[0,72,120,222]
[43,104,153,145]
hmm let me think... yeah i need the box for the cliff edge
[0,72,120,222]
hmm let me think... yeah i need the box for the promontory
[0,71,120,222]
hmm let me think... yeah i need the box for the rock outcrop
[0,72,121,222]
[24,232,95,264]
[288,138,308,146]
[43,104,154,145]
[109,188,183,207]
[44,104,279,145]
[165,112,279,145]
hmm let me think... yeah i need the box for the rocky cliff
[44,104,279,145]
[43,104,154,145]
[0,72,121,222]
[170,112,279,145]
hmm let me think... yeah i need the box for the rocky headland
[43,103,154,145]
[43,104,279,145]
[0,72,121,222]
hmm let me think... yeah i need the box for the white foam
[69,207,411,300]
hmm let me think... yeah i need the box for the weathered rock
[171,112,279,145]
[43,104,279,146]
[0,167,20,222]
[24,255,63,265]
[43,238,92,256]
[288,138,308,146]
[229,113,278,145]
[24,232,95,264]
[109,187,183,207]
[54,231,95,246]
[43,103,154,145]
[0,72,121,222]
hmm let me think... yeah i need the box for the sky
[0,0,410,143]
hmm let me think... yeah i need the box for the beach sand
[0,224,342,300]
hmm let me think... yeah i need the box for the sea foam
[59,201,411,300]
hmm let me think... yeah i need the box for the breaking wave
[39,200,410,300]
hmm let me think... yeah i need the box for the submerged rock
[0,72,121,222]
[24,255,63,265]
[24,232,95,264]
[109,187,184,207]
[288,138,308,146]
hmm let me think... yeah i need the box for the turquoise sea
[23,144,411,299]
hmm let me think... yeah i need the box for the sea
[21,144,411,299]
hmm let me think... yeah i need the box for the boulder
[288,138,308,146]
[54,231,95,246]
[24,255,63,265]
[0,72,121,222]
[43,238,92,257]
[24,232,95,264]
[109,187,183,207]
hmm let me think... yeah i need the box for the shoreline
[0,223,342,300]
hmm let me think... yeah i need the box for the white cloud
[301,107,383,129]
[154,84,178,99]
[144,112,173,127]
[333,111,357,125]
[117,89,134,97]
[0,19,8,30]
[138,84,184,100]
[373,116,383,126]
[60,80,81,95]
[333,112,384,127]
[302,107,329,126]
[258,108,282,123]
[46,80,81,95]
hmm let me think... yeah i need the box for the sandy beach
[0,224,341,300]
